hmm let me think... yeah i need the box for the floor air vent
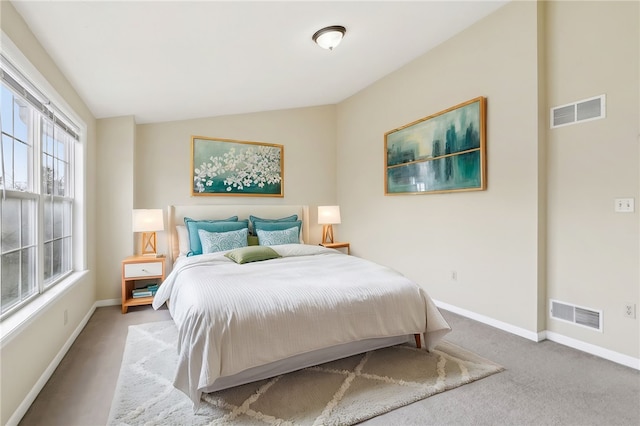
[550,94,605,128]
[550,299,602,331]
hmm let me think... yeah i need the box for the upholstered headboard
[167,204,309,264]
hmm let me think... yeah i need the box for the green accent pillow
[247,235,259,246]
[225,246,281,264]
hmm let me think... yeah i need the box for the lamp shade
[132,209,164,232]
[318,206,341,225]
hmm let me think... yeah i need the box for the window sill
[0,270,89,347]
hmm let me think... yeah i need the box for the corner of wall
[536,0,548,333]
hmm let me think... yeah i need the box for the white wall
[337,1,543,332]
[0,2,98,425]
[545,0,639,357]
[336,0,638,360]
[96,116,136,300]
[135,105,337,211]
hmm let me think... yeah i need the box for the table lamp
[132,209,164,256]
[318,205,341,244]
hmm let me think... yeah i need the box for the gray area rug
[108,320,503,425]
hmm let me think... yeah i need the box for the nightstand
[121,256,166,314]
[320,242,350,255]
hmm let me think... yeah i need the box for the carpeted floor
[107,321,503,425]
[18,306,640,425]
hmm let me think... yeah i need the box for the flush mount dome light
[312,25,346,50]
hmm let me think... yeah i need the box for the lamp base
[321,224,334,244]
[141,232,158,256]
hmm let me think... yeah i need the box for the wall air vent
[550,94,606,128]
[550,299,602,332]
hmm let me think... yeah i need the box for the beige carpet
[108,320,503,425]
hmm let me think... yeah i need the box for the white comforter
[153,244,451,407]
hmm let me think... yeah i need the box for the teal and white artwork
[385,97,486,195]
[192,137,283,197]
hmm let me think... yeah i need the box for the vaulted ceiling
[10,0,508,123]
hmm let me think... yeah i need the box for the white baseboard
[6,302,98,426]
[434,299,544,342]
[434,299,640,371]
[96,298,120,307]
[546,331,640,370]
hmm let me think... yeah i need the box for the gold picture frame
[385,97,487,195]
[191,136,284,197]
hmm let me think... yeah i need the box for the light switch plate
[614,198,634,213]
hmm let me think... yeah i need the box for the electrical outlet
[623,303,636,319]
[450,270,458,282]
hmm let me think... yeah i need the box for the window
[1,55,79,319]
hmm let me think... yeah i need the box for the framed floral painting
[191,136,284,197]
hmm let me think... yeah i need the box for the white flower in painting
[193,145,282,193]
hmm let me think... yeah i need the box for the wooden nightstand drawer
[124,261,163,278]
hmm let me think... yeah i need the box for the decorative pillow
[247,235,259,246]
[225,246,281,264]
[253,220,302,240]
[176,225,189,256]
[198,228,248,254]
[249,214,298,235]
[184,217,246,256]
[257,227,299,246]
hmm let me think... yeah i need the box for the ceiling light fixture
[312,25,346,50]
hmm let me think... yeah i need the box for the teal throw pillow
[184,217,246,256]
[249,214,298,235]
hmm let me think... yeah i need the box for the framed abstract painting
[191,136,284,197]
[385,96,487,195]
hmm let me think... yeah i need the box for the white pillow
[257,227,299,246]
[176,225,190,256]
[198,228,248,254]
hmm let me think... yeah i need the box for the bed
[152,204,451,408]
